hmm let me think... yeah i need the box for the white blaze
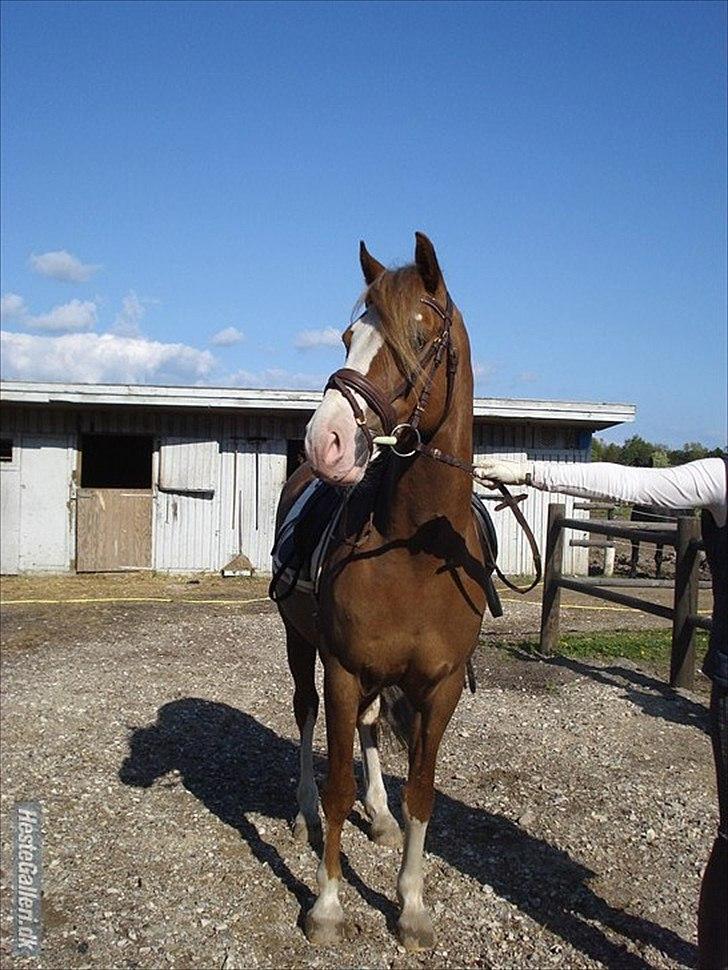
[305,308,386,478]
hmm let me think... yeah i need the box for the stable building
[0,380,634,577]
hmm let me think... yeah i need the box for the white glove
[473,458,534,488]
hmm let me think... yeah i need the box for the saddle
[270,482,503,619]
[270,480,346,600]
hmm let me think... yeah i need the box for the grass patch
[491,629,710,664]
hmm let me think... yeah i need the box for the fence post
[603,506,615,577]
[540,503,565,655]
[670,515,701,689]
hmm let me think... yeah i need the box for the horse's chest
[319,555,482,673]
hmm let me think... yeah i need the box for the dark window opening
[81,434,153,488]
[286,439,306,480]
[0,438,12,462]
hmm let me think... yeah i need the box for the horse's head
[305,232,470,486]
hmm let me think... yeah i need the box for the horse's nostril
[324,431,343,464]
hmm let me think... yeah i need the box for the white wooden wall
[1,404,593,576]
[1,408,296,575]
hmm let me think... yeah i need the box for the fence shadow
[555,657,708,732]
[505,645,709,733]
[119,698,697,968]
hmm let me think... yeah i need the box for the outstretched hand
[473,458,533,488]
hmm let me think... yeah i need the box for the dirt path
[0,582,716,969]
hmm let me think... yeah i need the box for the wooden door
[76,488,152,572]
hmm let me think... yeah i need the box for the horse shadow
[119,698,697,968]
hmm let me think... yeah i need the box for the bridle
[323,290,542,593]
[325,292,457,457]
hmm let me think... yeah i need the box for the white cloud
[1,293,98,333]
[28,250,100,283]
[227,366,324,390]
[112,291,149,337]
[294,327,341,350]
[211,326,245,346]
[517,370,539,384]
[26,299,98,333]
[0,293,98,333]
[1,330,215,385]
[1,293,27,321]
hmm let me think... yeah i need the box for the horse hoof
[370,815,403,848]
[304,911,345,946]
[293,814,322,846]
[397,911,435,951]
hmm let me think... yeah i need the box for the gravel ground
[0,583,717,970]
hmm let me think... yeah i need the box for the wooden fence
[539,503,712,689]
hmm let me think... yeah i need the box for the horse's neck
[379,402,474,537]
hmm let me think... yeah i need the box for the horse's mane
[359,265,425,379]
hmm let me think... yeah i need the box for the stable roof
[0,380,635,430]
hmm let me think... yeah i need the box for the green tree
[620,435,655,467]
[669,441,710,465]
[590,435,725,465]
[591,437,622,462]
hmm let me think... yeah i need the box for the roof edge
[0,379,635,427]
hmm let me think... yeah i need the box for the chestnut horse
[274,233,492,950]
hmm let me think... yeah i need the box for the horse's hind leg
[358,697,402,847]
[285,622,321,845]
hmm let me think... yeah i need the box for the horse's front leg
[305,654,359,946]
[397,668,463,951]
[358,696,402,847]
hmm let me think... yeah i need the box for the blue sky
[1,0,725,446]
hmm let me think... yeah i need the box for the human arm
[474,457,727,527]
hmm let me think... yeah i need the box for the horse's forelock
[363,265,426,380]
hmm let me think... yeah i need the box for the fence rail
[539,503,711,689]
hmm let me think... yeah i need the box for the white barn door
[219,438,287,572]
[154,437,219,571]
[19,435,74,572]
[0,436,20,574]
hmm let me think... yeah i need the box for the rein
[324,291,542,594]
[412,445,542,594]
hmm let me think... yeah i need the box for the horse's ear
[360,241,385,285]
[414,232,443,294]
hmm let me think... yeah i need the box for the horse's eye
[414,331,428,351]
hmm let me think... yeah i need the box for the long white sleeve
[531,458,727,527]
